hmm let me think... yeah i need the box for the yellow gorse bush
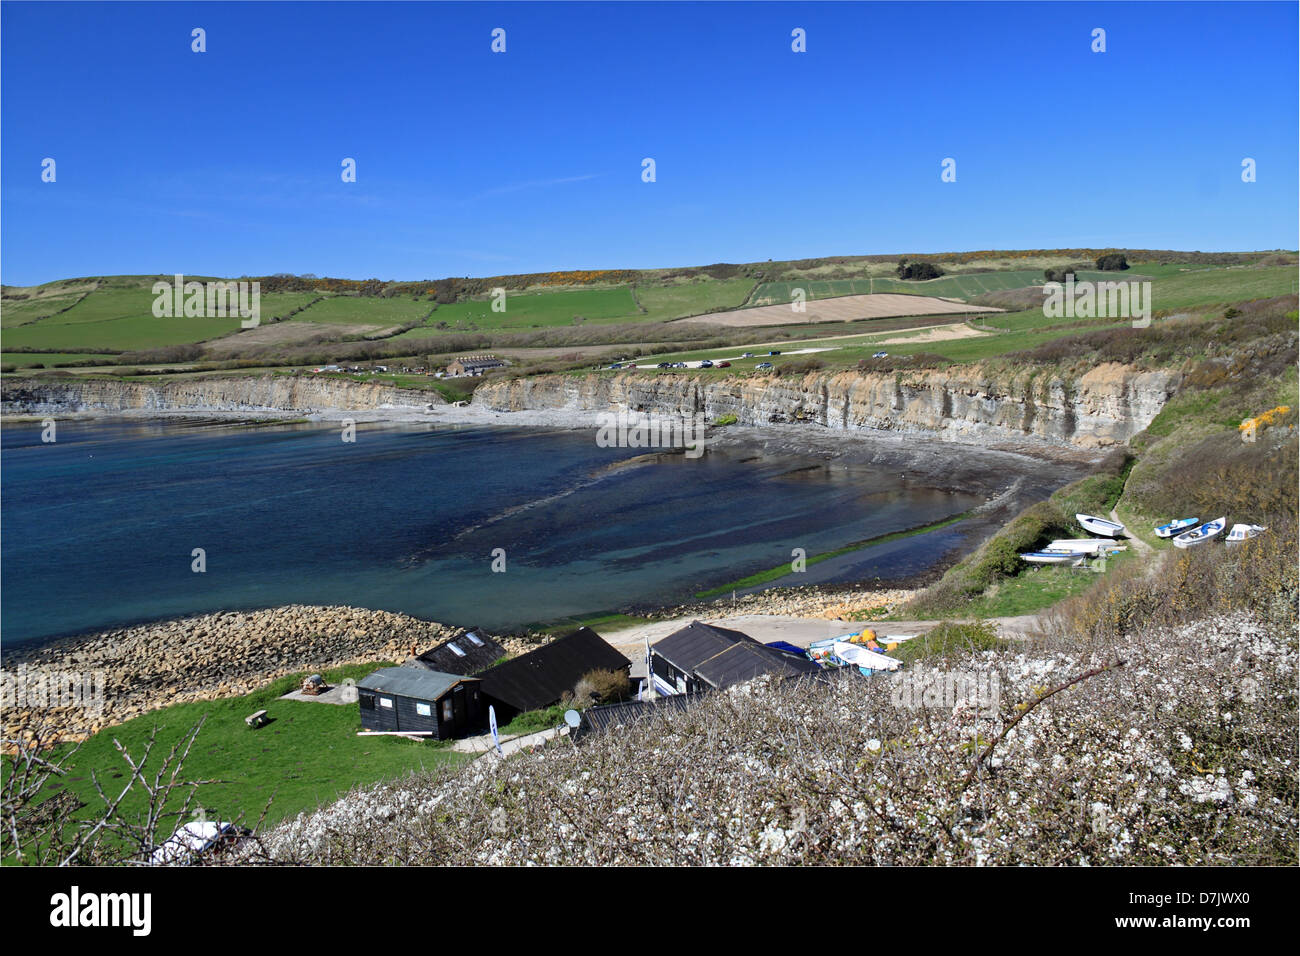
[1239,405,1293,432]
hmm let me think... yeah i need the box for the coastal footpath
[476,363,1181,448]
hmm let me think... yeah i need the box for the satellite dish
[563,709,581,729]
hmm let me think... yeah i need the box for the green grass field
[1,293,88,327]
[24,662,470,852]
[1,283,323,350]
[748,269,1179,306]
[1149,264,1297,310]
[291,294,431,325]
[2,258,1292,364]
[392,285,643,336]
[1,352,116,367]
[955,549,1136,618]
[635,278,754,320]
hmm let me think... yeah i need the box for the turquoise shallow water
[1,419,1005,647]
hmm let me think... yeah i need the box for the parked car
[716,361,731,368]
[673,362,687,368]
[699,360,714,368]
[656,362,672,369]
[768,350,781,356]
[742,352,754,358]
[872,351,888,359]
[756,362,774,370]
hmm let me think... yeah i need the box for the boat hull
[1173,518,1226,549]
[1021,551,1086,565]
[1154,518,1198,538]
[1076,513,1125,537]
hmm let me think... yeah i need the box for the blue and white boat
[1020,550,1087,565]
[1154,517,1199,538]
[1173,517,1226,549]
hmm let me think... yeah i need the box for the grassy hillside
[3,253,1292,370]
[3,661,470,863]
[902,295,1298,621]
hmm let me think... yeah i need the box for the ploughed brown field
[672,292,1001,328]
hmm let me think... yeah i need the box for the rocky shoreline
[0,604,539,744]
[1,586,913,745]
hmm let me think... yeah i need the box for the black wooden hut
[477,627,631,720]
[650,620,820,695]
[356,668,484,739]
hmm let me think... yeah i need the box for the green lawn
[20,661,470,854]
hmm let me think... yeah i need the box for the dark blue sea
[1,419,1024,647]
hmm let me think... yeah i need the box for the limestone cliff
[1,374,441,415]
[474,364,1181,448]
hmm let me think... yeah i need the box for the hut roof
[357,667,473,700]
[403,630,506,676]
[477,627,630,713]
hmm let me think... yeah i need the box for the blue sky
[2,1,1296,285]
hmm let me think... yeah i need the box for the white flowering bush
[257,612,1296,865]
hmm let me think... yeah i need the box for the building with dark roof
[445,354,507,377]
[356,667,484,739]
[571,694,702,743]
[402,629,506,676]
[477,627,631,719]
[650,620,821,695]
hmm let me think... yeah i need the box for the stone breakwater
[0,374,442,416]
[0,605,535,743]
[475,363,1182,449]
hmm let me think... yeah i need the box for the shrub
[896,259,945,281]
[1055,517,1297,639]
[1095,253,1129,271]
[894,619,1003,664]
[572,669,631,705]
[774,358,824,377]
[1043,265,1088,283]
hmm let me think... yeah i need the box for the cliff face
[475,364,1181,448]
[1,375,441,415]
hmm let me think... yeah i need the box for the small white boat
[1077,513,1125,538]
[832,641,902,673]
[1154,518,1199,538]
[1173,517,1226,548]
[1226,523,1267,543]
[1045,538,1123,555]
[1021,550,1087,565]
